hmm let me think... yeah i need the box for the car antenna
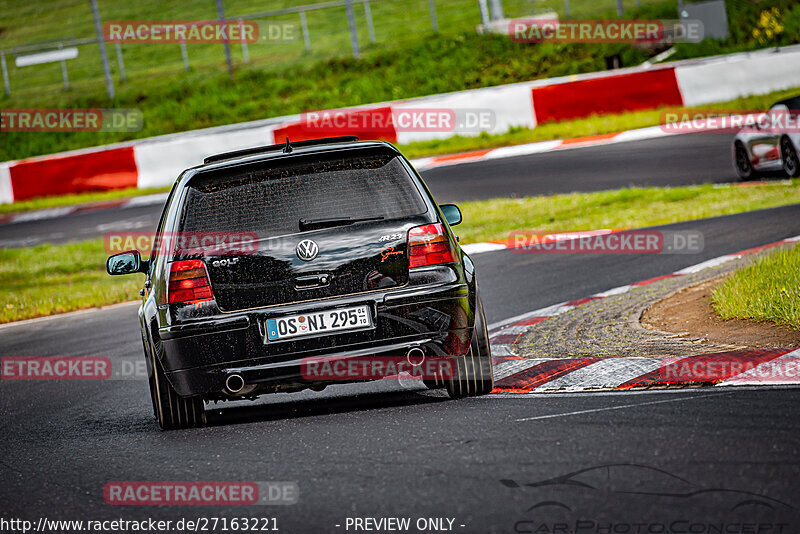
[282,137,293,154]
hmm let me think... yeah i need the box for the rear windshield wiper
[299,216,384,231]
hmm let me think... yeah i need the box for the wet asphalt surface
[1,133,799,532]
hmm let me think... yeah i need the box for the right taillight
[407,223,458,269]
[167,260,213,304]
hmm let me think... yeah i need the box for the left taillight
[167,260,213,304]
[407,223,458,269]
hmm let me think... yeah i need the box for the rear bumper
[167,337,454,398]
[158,280,473,397]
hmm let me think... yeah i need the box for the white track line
[515,391,730,421]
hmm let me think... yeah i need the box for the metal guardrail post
[428,0,438,32]
[90,0,115,99]
[299,11,312,51]
[115,42,126,83]
[363,0,376,44]
[215,0,234,78]
[1,53,9,95]
[489,0,504,21]
[180,41,190,71]
[345,0,360,58]
[58,44,70,90]
[477,0,490,29]
[239,19,250,63]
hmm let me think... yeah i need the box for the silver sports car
[732,95,800,180]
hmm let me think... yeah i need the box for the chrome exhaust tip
[406,347,425,367]
[225,373,245,394]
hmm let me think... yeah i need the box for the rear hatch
[176,148,429,311]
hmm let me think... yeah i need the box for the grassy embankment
[713,244,800,329]
[3,0,799,162]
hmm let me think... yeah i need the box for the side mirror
[440,204,462,226]
[106,250,147,275]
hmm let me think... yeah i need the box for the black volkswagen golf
[107,137,494,429]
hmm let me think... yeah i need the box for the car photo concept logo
[296,239,319,261]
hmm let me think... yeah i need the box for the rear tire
[781,136,800,177]
[734,142,757,180]
[445,294,495,398]
[141,332,159,419]
[148,344,206,430]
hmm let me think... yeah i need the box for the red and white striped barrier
[676,49,800,107]
[531,67,684,123]
[487,235,800,393]
[492,349,800,393]
[3,46,800,204]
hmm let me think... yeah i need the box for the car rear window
[179,151,427,237]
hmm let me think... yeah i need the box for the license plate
[265,305,372,341]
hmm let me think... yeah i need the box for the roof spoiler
[203,136,360,164]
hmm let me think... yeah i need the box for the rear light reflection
[407,223,458,269]
[168,260,213,304]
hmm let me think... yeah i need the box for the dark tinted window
[776,96,800,110]
[180,152,426,237]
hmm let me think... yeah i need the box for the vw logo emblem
[296,239,319,261]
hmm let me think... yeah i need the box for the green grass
[713,244,800,329]
[2,0,799,162]
[455,179,800,244]
[0,0,671,100]
[0,240,142,323]
[2,178,799,323]
[0,31,652,161]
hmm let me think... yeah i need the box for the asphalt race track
[1,132,799,531]
[422,131,740,202]
[0,131,741,248]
